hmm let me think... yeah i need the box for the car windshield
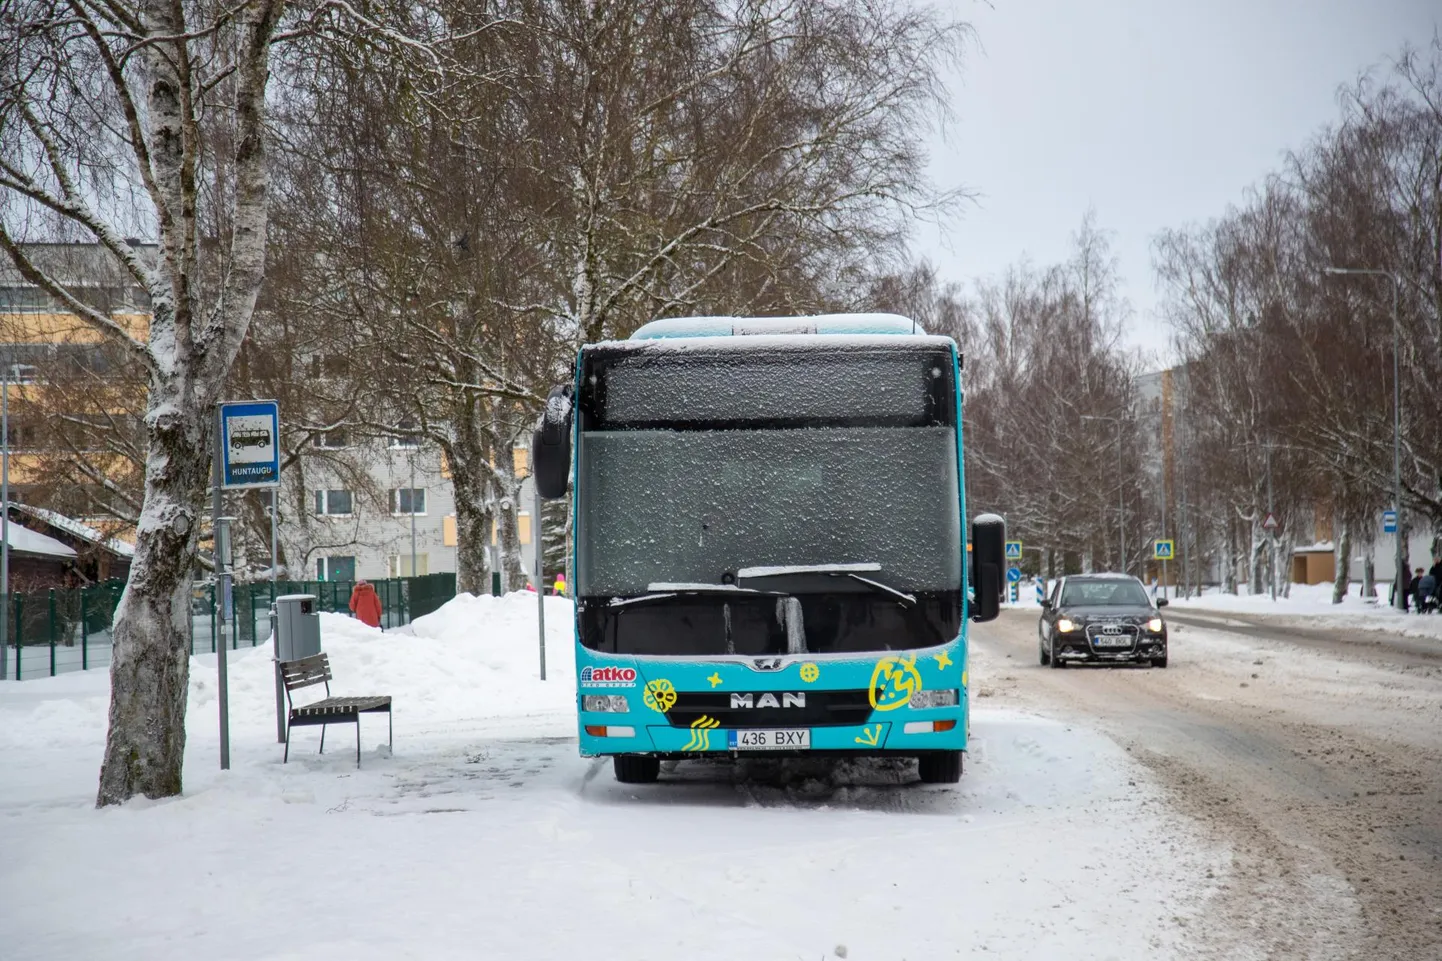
[1059,579,1150,607]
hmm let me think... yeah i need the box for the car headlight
[1057,617,1078,633]
[1147,617,1164,633]
[582,694,630,712]
[908,689,959,709]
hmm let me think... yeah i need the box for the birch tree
[0,0,289,804]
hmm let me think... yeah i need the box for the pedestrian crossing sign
[1153,539,1175,560]
[1004,541,1023,560]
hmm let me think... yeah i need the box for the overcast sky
[912,0,1441,364]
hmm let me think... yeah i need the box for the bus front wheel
[918,751,963,784]
[613,754,660,784]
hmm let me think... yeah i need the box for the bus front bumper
[578,716,966,757]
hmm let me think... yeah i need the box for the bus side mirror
[532,384,573,500]
[970,513,1005,622]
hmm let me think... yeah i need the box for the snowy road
[6,594,1439,959]
[974,609,1442,961]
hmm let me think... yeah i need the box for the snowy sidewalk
[0,593,1220,961]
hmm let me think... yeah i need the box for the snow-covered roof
[11,504,135,557]
[1293,541,1335,554]
[4,522,77,558]
[630,313,925,339]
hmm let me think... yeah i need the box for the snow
[0,591,1221,961]
[630,313,924,339]
[736,561,882,577]
[1168,581,1442,640]
[12,503,136,557]
[3,521,77,558]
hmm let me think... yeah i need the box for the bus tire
[613,754,660,784]
[918,751,962,784]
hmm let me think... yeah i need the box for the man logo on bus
[580,666,637,688]
[869,653,921,711]
[643,678,677,713]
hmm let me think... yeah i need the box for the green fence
[5,573,457,680]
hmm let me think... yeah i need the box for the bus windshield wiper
[736,564,916,607]
[610,583,779,607]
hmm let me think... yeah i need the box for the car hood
[1056,606,1156,623]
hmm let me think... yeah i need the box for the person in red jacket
[349,578,383,628]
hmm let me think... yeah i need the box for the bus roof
[629,313,924,340]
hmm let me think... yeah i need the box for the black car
[1038,573,1168,668]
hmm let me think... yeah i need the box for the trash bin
[274,594,322,662]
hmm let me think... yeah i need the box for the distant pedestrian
[349,578,383,628]
[1429,556,1442,583]
[552,575,567,597]
[1408,567,1427,613]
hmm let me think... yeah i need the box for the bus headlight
[1147,617,1164,633]
[908,689,959,709]
[1057,618,1078,633]
[582,695,630,712]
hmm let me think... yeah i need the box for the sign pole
[535,480,546,681]
[213,405,230,771]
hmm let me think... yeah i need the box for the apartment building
[2,242,539,586]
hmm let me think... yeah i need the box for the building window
[313,429,349,449]
[389,488,426,515]
[313,489,353,516]
[388,553,430,577]
[316,555,356,581]
[389,417,420,449]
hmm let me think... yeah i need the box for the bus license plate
[728,729,810,750]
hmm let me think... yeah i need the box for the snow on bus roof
[630,313,924,339]
[595,332,958,354]
[735,562,882,578]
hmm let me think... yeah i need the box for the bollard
[48,589,56,677]
[81,592,88,670]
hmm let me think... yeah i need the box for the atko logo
[580,666,637,688]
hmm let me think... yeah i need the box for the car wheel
[918,751,963,783]
[1049,637,1065,669]
[613,754,660,783]
[1040,640,1051,666]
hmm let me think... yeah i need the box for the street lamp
[1081,413,1127,575]
[1323,266,1404,611]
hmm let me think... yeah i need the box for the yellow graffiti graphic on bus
[684,715,721,751]
[643,678,677,713]
[869,653,921,711]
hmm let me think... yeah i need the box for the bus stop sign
[219,400,280,489]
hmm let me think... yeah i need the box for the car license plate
[1094,634,1131,647]
[728,728,810,750]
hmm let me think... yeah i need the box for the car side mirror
[1156,598,1169,608]
[1039,598,1051,611]
[531,384,574,500]
[970,513,1005,622]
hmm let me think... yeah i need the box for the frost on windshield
[593,348,952,428]
[577,426,961,596]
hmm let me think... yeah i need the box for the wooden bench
[280,653,392,767]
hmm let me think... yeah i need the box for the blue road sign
[219,400,280,489]
[1383,510,1398,534]
[1035,581,1046,604]
[1004,540,1023,560]
[1154,539,1175,560]
[1006,566,1022,583]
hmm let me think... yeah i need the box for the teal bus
[531,314,1004,784]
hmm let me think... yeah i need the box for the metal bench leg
[356,722,362,768]
[319,724,326,755]
[389,711,393,752]
[284,723,291,763]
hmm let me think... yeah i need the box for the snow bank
[1167,581,1442,640]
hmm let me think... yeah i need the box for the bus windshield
[575,341,963,654]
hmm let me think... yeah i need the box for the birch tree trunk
[1332,521,1351,604]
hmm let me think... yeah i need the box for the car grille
[665,689,874,728]
[1085,622,1138,649]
